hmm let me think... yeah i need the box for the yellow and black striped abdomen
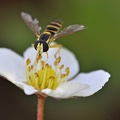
[45,19,63,36]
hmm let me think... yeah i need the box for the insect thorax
[39,32,51,42]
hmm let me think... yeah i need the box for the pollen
[26,53,70,91]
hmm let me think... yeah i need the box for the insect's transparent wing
[21,12,41,36]
[53,24,85,39]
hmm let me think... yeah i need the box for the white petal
[23,47,37,65]
[17,81,38,95]
[72,70,110,96]
[0,48,26,86]
[41,81,89,98]
[23,43,79,79]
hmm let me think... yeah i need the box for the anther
[35,72,39,77]
[65,67,70,75]
[45,63,49,68]
[56,56,61,63]
[60,74,66,79]
[41,60,45,67]
[65,67,69,72]
[59,65,64,70]
[54,56,61,66]
[31,65,34,70]
[49,76,55,80]
[26,58,31,65]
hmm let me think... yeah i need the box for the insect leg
[49,44,62,58]
[45,52,49,63]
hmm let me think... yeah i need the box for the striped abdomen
[45,19,63,36]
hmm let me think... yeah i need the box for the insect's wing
[53,24,85,39]
[21,12,41,36]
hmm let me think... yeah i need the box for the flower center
[26,52,70,90]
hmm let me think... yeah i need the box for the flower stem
[37,94,46,120]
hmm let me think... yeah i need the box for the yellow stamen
[26,52,70,91]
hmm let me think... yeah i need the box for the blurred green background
[0,0,120,120]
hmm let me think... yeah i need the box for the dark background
[0,0,120,120]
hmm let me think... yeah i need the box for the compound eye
[42,41,49,52]
[34,40,49,52]
[34,40,40,50]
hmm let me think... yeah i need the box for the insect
[21,12,85,59]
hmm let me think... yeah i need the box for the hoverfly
[21,12,85,59]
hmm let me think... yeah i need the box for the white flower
[0,45,110,99]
